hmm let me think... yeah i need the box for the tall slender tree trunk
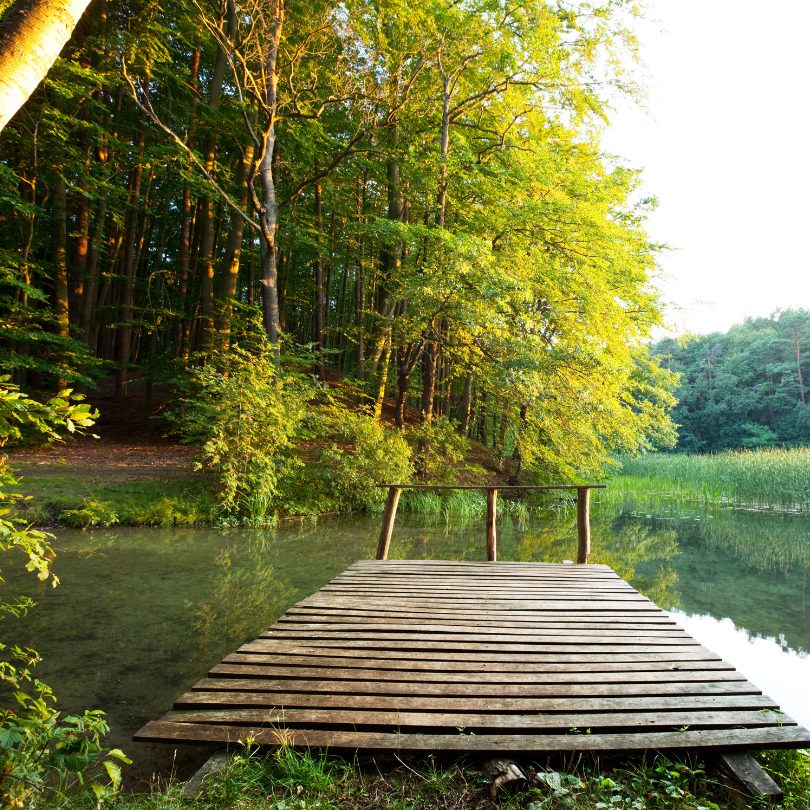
[354,175,365,374]
[80,198,106,343]
[175,45,200,360]
[0,0,93,132]
[114,120,145,400]
[196,2,236,352]
[51,175,69,340]
[793,326,806,404]
[457,373,473,434]
[258,0,284,367]
[218,141,255,346]
[313,176,325,377]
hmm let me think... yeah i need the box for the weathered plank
[173,691,779,712]
[221,653,734,672]
[136,722,810,752]
[135,559,810,756]
[163,708,790,730]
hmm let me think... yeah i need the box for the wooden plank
[163,708,790,731]
[297,597,663,611]
[259,631,698,646]
[238,641,725,661]
[221,653,734,672]
[718,752,784,799]
[135,723,810,752]
[208,664,746,684]
[269,622,690,638]
[192,677,760,697]
[174,691,779,713]
[281,613,678,629]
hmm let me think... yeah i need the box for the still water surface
[8,500,810,771]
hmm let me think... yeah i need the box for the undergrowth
[46,746,810,809]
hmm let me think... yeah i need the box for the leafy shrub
[281,405,413,513]
[168,346,312,522]
[405,416,467,482]
[60,498,119,528]
[0,377,128,807]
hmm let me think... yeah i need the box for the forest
[653,309,810,452]
[0,0,679,516]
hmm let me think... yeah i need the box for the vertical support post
[376,486,401,560]
[576,486,590,564]
[486,487,498,562]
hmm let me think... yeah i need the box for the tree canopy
[653,310,810,452]
[0,0,677,482]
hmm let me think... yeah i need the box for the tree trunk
[258,0,284,366]
[51,174,69,340]
[218,141,255,345]
[313,176,325,377]
[457,373,473,434]
[0,0,93,132]
[354,175,365,374]
[114,119,145,400]
[79,198,106,343]
[196,2,236,352]
[421,339,436,421]
[792,326,806,404]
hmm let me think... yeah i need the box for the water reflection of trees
[189,545,297,659]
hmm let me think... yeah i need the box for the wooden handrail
[374,484,605,563]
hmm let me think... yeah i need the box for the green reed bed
[612,449,810,512]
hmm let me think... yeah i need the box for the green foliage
[58,747,809,810]
[59,498,119,529]
[405,417,467,482]
[281,403,413,514]
[0,378,127,807]
[654,309,810,451]
[169,346,311,522]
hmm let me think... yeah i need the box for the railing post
[376,486,401,560]
[576,486,590,564]
[486,487,498,562]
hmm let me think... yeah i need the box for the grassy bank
[611,448,810,513]
[51,746,810,810]
[13,468,217,527]
[12,456,546,528]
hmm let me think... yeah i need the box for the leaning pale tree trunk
[0,0,92,132]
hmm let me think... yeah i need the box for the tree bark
[0,0,93,132]
[313,176,325,377]
[51,174,69,340]
[258,0,284,366]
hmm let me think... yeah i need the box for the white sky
[601,0,810,337]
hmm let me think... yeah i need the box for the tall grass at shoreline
[611,448,810,512]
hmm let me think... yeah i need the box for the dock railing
[375,484,606,564]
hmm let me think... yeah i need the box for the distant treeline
[653,310,810,451]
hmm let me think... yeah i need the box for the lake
[8,498,810,782]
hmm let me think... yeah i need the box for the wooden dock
[135,560,810,754]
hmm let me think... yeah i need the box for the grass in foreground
[612,448,810,513]
[48,747,810,810]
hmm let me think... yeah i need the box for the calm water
[7,500,810,781]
